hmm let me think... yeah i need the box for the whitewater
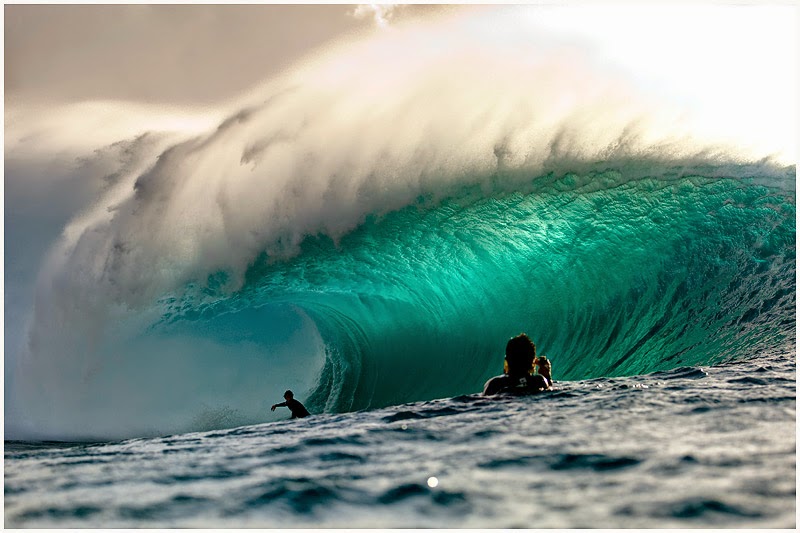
[4,5,796,528]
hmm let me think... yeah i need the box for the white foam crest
[42,19,747,309]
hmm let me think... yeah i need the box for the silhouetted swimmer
[483,333,552,395]
[534,354,552,385]
[271,390,310,419]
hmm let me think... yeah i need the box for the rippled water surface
[5,349,795,528]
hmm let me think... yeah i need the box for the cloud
[5,4,362,106]
[351,4,401,29]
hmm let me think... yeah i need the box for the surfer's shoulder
[483,374,532,395]
[483,375,513,396]
[483,373,551,396]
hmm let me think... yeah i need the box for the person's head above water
[284,390,294,400]
[505,334,537,375]
[534,355,552,381]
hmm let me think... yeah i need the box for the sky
[5,3,796,156]
[4,4,448,106]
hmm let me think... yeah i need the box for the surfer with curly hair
[271,390,310,419]
[483,333,552,395]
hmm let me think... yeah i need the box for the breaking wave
[9,6,795,440]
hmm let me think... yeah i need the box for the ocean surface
[5,347,795,528]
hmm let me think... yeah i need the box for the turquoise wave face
[156,168,796,414]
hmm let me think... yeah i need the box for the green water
[156,168,796,414]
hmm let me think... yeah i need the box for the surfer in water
[271,390,310,419]
[534,353,552,385]
[483,333,552,395]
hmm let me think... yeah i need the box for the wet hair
[505,334,537,375]
[284,390,294,399]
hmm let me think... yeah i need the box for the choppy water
[5,347,794,528]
